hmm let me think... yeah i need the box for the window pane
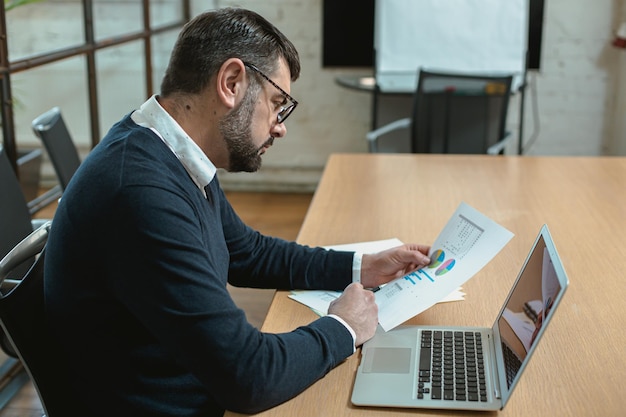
[7,1,84,61]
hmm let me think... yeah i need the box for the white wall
[5,0,626,192]
[519,0,624,156]
[612,0,626,155]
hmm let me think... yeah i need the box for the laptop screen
[495,226,568,399]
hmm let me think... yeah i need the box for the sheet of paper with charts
[375,202,514,330]
[288,202,513,330]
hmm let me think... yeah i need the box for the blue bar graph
[417,269,435,282]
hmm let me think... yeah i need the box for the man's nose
[271,122,287,138]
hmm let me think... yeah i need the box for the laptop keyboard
[417,330,488,402]
[502,341,522,388]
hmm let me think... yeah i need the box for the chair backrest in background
[0,146,37,280]
[31,107,81,191]
[411,69,513,154]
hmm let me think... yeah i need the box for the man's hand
[360,244,431,289]
[328,283,378,346]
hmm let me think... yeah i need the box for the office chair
[366,69,514,155]
[0,146,49,283]
[0,221,84,416]
[31,107,81,191]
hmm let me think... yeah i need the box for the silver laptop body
[352,225,569,411]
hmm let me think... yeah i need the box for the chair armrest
[27,184,62,215]
[31,219,51,231]
[487,131,513,155]
[0,222,51,283]
[365,118,411,152]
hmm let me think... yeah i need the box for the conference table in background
[226,154,626,417]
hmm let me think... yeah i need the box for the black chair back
[411,69,513,154]
[0,146,37,281]
[0,223,82,416]
[31,107,81,190]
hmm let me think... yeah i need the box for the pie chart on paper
[435,258,456,276]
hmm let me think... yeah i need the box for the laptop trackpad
[363,347,411,374]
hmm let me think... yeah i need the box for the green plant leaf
[5,0,46,12]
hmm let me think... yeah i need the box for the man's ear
[216,58,247,110]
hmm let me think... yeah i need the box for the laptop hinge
[488,333,502,400]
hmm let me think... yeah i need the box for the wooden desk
[226,154,626,417]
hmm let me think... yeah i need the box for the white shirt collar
[130,95,216,196]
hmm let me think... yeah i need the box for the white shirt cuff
[328,252,362,353]
[327,314,357,353]
[352,252,363,284]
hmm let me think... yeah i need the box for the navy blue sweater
[44,115,355,416]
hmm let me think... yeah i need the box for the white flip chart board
[374,0,529,91]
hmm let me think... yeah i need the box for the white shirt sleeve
[352,252,363,283]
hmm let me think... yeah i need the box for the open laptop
[351,225,568,411]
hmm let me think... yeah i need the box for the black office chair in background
[31,107,81,192]
[366,69,514,155]
[0,146,50,282]
[0,222,83,416]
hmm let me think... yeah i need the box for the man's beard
[219,86,272,173]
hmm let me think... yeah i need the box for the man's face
[218,84,267,172]
[219,61,292,173]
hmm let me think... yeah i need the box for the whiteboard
[374,0,529,91]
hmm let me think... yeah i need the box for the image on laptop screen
[497,235,563,390]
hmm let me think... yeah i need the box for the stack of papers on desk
[289,287,465,317]
[289,202,514,331]
[289,238,464,318]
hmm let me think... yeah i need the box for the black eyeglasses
[243,62,298,124]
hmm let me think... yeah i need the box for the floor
[0,190,313,416]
